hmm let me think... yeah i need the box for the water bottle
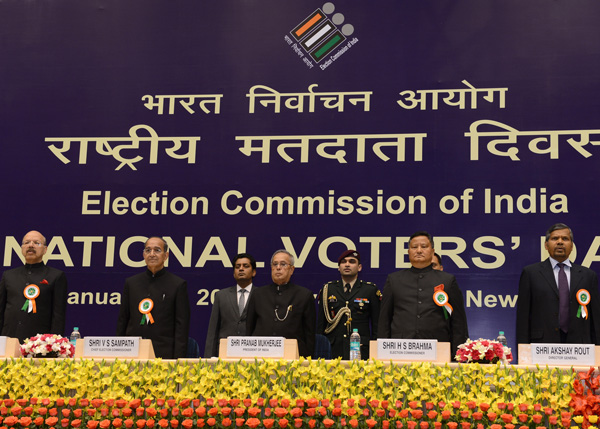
[70,327,81,347]
[496,331,508,364]
[349,329,361,360]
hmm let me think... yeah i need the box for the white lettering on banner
[483,188,567,214]
[466,119,600,161]
[465,290,518,308]
[141,94,222,115]
[397,80,508,111]
[7,234,598,270]
[82,190,209,216]
[220,189,426,216]
[247,84,371,114]
[46,124,199,171]
[236,133,425,164]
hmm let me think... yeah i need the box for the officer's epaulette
[361,280,377,287]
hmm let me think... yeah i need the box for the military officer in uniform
[317,249,381,359]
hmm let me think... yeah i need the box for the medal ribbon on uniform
[22,284,41,313]
[139,298,155,325]
[576,289,590,319]
[433,284,453,319]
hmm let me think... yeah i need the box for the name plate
[83,337,140,357]
[377,339,437,361]
[227,336,285,358]
[0,336,6,356]
[531,343,595,365]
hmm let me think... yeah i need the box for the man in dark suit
[317,249,381,359]
[378,231,469,357]
[517,223,600,344]
[246,249,315,357]
[116,236,190,359]
[0,230,68,342]
[204,253,257,358]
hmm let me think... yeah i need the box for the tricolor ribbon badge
[576,289,591,319]
[139,298,155,325]
[22,284,40,313]
[433,284,453,319]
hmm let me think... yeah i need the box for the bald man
[0,231,68,341]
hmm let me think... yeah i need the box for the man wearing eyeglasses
[246,249,315,357]
[0,230,68,341]
[116,236,190,359]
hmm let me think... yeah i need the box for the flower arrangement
[454,338,513,364]
[20,333,75,358]
[570,367,600,429]
[0,396,580,429]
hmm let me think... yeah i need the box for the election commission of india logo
[285,2,358,70]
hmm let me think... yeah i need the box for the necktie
[239,289,247,316]
[558,263,569,333]
[344,283,351,294]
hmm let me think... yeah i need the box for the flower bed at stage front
[0,359,595,428]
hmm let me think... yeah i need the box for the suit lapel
[540,259,559,298]
[570,264,581,298]
[228,287,240,317]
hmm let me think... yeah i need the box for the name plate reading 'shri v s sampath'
[531,343,595,365]
[83,337,140,357]
[377,339,437,361]
[227,336,286,358]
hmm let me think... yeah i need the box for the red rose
[71,419,82,428]
[410,410,423,419]
[263,419,275,429]
[206,420,215,428]
[170,419,179,428]
[246,419,260,429]
[86,421,99,429]
[196,408,206,418]
[366,419,377,429]
[419,423,428,429]
[278,419,289,428]
[247,408,260,418]
[222,418,232,428]
[124,420,134,429]
[18,417,32,427]
[182,419,193,429]
[147,420,155,428]
[45,417,59,427]
[113,419,123,428]
[136,420,147,429]
[349,420,358,428]
[158,420,169,428]
[235,418,245,427]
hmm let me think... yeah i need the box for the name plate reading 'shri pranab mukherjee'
[83,337,141,357]
[377,339,437,361]
[227,336,286,358]
[531,343,595,366]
